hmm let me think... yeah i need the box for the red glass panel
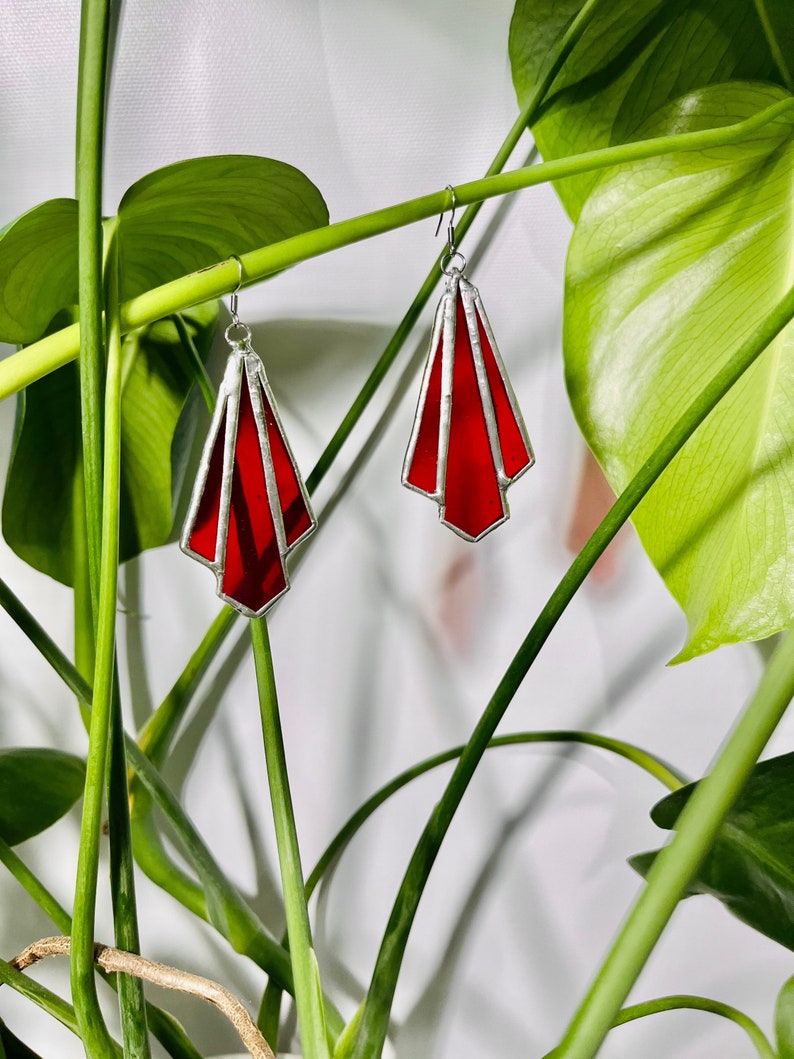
[405,323,444,496]
[443,292,505,539]
[221,377,287,613]
[187,412,226,561]
[260,380,313,548]
[476,308,531,481]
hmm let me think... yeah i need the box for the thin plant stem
[613,994,776,1059]
[250,617,330,1059]
[1,97,792,403]
[70,225,125,1056]
[551,629,794,1059]
[348,285,794,1059]
[75,0,110,598]
[257,730,685,1038]
[305,731,684,903]
[103,237,151,1056]
[0,960,95,1046]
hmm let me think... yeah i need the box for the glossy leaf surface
[565,83,794,659]
[2,304,217,585]
[0,748,85,846]
[509,0,793,218]
[630,752,794,953]
[117,155,329,300]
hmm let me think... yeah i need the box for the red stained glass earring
[181,257,316,617]
[403,187,534,541]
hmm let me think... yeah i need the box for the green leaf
[2,303,218,585]
[564,82,794,660]
[0,200,78,343]
[776,975,794,1059]
[630,752,794,953]
[0,1018,43,1059]
[117,154,329,300]
[509,0,791,217]
[0,748,85,846]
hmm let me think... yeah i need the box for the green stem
[552,629,794,1059]
[104,238,151,1057]
[258,729,684,1041]
[3,97,792,403]
[614,995,776,1059]
[349,285,794,1059]
[0,836,72,933]
[306,731,683,902]
[70,229,124,1056]
[172,312,216,414]
[0,961,99,1046]
[251,617,330,1059]
[75,0,111,597]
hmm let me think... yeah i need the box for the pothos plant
[1,1,794,1057]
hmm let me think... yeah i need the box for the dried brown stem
[9,936,276,1059]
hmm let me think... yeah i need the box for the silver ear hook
[435,185,467,276]
[224,255,252,346]
[229,254,243,325]
[434,184,457,252]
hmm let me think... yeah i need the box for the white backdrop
[0,2,791,1057]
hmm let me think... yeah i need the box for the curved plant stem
[251,618,330,1059]
[257,730,684,1040]
[613,994,776,1059]
[0,959,95,1046]
[70,223,124,1056]
[72,0,114,1051]
[305,732,684,903]
[2,97,792,404]
[348,285,794,1059]
[103,239,151,1057]
[551,628,794,1059]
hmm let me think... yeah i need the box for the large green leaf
[0,200,78,343]
[0,747,85,846]
[117,154,329,300]
[630,752,794,952]
[2,303,217,585]
[509,0,792,218]
[565,82,794,660]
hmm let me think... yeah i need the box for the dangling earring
[181,256,316,617]
[402,186,534,541]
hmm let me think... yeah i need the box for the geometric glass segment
[403,271,534,541]
[181,345,316,617]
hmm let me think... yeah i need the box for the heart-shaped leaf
[2,303,218,584]
[630,752,794,953]
[564,82,794,660]
[0,747,85,846]
[117,155,329,300]
[776,975,794,1059]
[509,0,792,218]
[0,199,78,343]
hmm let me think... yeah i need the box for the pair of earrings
[181,190,534,618]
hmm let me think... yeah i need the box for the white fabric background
[0,2,791,1057]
